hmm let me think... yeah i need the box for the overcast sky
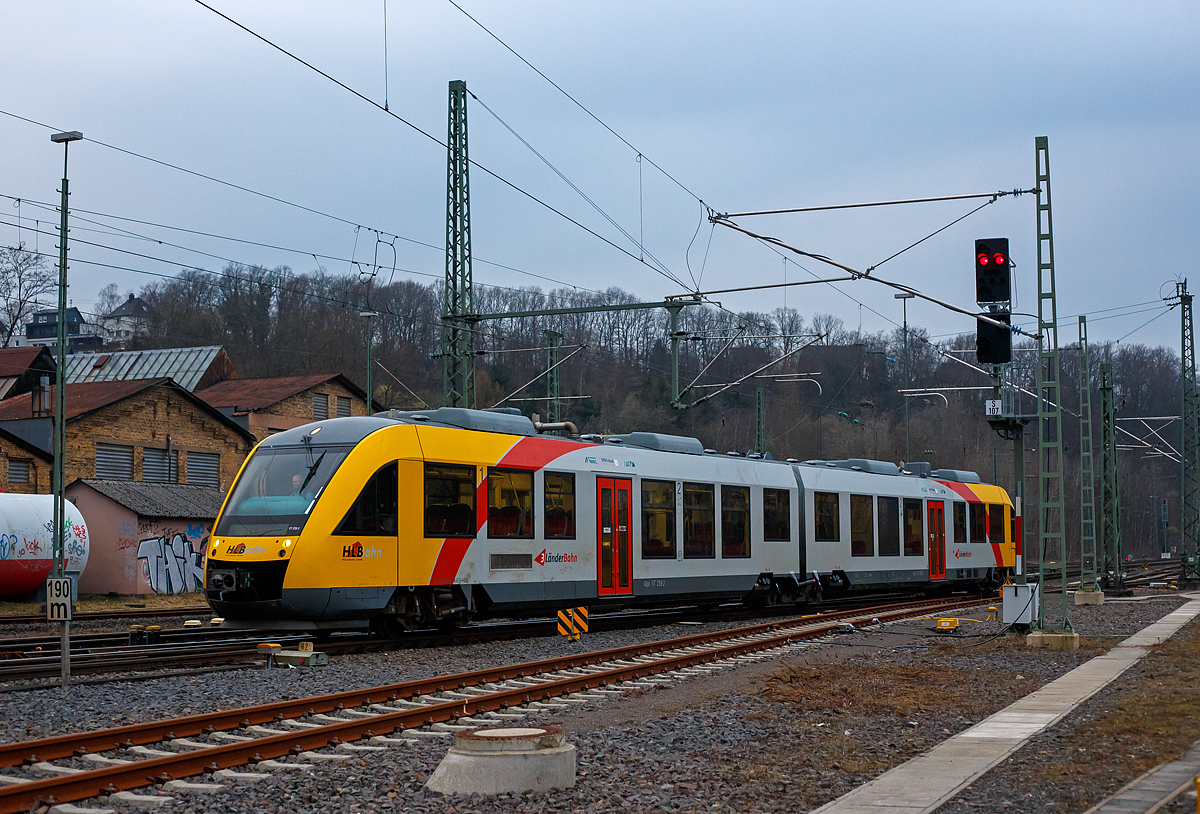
[3,1,1198,353]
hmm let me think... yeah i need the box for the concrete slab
[298,750,352,762]
[163,779,226,792]
[1075,590,1106,605]
[108,791,174,807]
[169,738,213,750]
[812,598,1200,814]
[426,726,576,796]
[1083,740,1200,813]
[50,804,116,814]
[212,768,270,781]
[256,759,315,771]
[1026,631,1081,650]
[31,762,83,775]
[81,754,132,766]
[126,745,175,757]
[369,735,421,746]
[0,775,30,786]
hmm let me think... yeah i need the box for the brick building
[196,373,377,442]
[0,346,57,400]
[0,378,254,494]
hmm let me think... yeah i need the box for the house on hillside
[96,294,151,348]
[196,373,378,441]
[14,307,104,353]
[0,346,57,400]
[62,346,236,391]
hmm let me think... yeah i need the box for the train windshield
[216,445,352,537]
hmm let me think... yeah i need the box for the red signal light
[977,253,989,266]
[993,253,1006,266]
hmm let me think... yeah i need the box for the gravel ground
[0,593,1192,813]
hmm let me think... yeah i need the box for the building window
[851,494,874,557]
[814,492,840,542]
[313,393,329,420]
[336,395,351,418]
[641,479,676,559]
[187,451,220,488]
[543,472,576,539]
[335,462,398,535]
[487,468,534,539]
[763,488,790,541]
[143,448,179,483]
[95,443,134,480]
[683,482,715,559]
[424,463,476,538]
[903,498,924,556]
[721,485,751,558]
[8,459,30,485]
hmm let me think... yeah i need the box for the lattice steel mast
[1099,362,1123,589]
[1034,136,1070,632]
[1078,316,1098,593]
[1180,281,1200,582]
[544,329,562,425]
[443,79,475,408]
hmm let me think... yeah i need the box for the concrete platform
[813,595,1200,814]
[1083,740,1200,813]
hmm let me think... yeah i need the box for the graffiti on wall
[135,521,212,595]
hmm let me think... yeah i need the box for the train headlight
[284,539,292,547]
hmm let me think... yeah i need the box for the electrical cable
[442,0,705,205]
[190,1,679,280]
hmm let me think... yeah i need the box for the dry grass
[0,592,208,616]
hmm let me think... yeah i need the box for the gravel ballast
[0,594,1191,813]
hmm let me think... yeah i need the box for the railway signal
[975,238,1011,304]
[976,312,1012,364]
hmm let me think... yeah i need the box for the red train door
[928,500,946,580]
[596,478,632,595]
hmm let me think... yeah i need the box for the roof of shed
[63,346,230,391]
[74,479,227,519]
[197,373,373,412]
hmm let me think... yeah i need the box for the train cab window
[543,472,576,539]
[877,496,900,556]
[683,483,715,559]
[335,462,398,536]
[763,488,790,541]
[850,494,874,557]
[215,444,352,538]
[814,492,840,542]
[903,498,924,556]
[987,504,1005,544]
[641,479,676,559]
[970,504,987,544]
[487,468,534,539]
[424,463,477,538]
[954,502,967,546]
[722,485,751,558]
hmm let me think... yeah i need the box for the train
[203,407,1015,635]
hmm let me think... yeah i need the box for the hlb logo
[226,543,246,555]
[342,542,383,560]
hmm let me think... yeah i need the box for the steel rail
[0,607,211,626]
[0,597,980,811]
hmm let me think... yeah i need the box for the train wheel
[374,615,409,639]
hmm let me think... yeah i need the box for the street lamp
[50,129,82,690]
[895,292,915,465]
[359,310,378,412]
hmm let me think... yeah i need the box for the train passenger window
[641,479,676,559]
[335,462,398,536]
[877,496,900,556]
[424,463,477,538]
[487,468,534,539]
[970,504,987,544]
[683,483,715,559]
[903,499,924,556]
[954,503,967,545]
[814,492,840,542]
[763,488,790,541]
[988,504,1005,543]
[543,472,576,539]
[722,485,751,558]
[850,494,873,557]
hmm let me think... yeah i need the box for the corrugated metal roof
[77,479,227,519]
[197,374,345,412]
[63,346,225,391]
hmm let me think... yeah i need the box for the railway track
[0,606,212,627]
[0,595,982,812]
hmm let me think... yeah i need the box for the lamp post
[895,292,915,465]
[359,310,378,412]
[50,129,82,690]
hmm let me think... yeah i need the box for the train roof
[256,408,984,487]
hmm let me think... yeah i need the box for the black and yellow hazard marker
[557,606,589,641]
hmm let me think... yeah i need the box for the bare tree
[96,282,124,316]
[0,244,56,348]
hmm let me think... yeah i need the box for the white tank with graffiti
[0,494,90,600]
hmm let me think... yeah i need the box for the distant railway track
[0,595,982,813]
[0,605,212,627]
